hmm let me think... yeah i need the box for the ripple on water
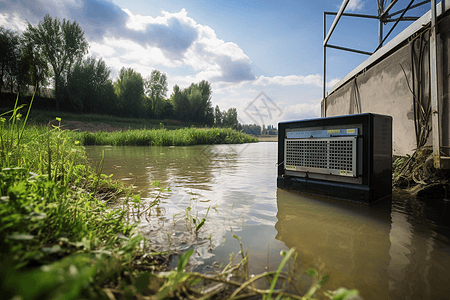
[86,143,450,300]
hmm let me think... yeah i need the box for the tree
[241,124,261,136]
[25,14,88,109]
[182,80,214,125]
[171,84,190,121]
[63,56,113,113]
[157,99,174,119]
[223,108,238,129]
[198,80,214,126]
[214,105,222,127]
[144,70,168,118]
[19,34,50,96]
[0,26,49,96]
[187,85,203,121]
[114,67,145,117]
[0,26,19,92]
[170,80,214,125]
[102,80,118,115]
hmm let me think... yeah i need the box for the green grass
[68,126,258,146]
[23,109,202,130]
[0,96,149,299]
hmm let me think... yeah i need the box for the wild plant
[66,126,258,146]
[192,205,210,239]
[1,95,139,275]
[0,93,34,168]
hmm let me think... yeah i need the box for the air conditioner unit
[277,113,392,204]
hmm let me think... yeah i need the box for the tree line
[0,14,240,128]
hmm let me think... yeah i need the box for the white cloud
[327,78,340,88]
[181,19,254,83]
[89,37,183,80]
[253,74,322,87]
[2,0,256,84]
[101,8,255,83]
[0,13,27,31]
[347,0,364,11]
[123,8,168,31]
[89,41,117,57]
[282,98,322,121]
[234,94,322,126]
[253,75,341,89]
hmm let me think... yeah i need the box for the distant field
[258,135,278,142]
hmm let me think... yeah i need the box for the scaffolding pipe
[379,1,384,46]
[323,12,327,117]
[430,0,441,168]
[379,0,400,20]
[387,0,431,18]
[378,19,384,46]
[383,16,420,22]
[324,0,350,46]
[324,11,379,19]
[376,0,416,51]
[326,44,373,56]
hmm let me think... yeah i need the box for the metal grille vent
[285,137,357,177]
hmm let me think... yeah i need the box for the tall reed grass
[69,126,258,146]
[0,94,142,297]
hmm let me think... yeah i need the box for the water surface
[86,143,450,300]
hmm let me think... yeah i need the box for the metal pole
[430,0,441,168]
[324,11,379,19]
[324,0,350,46]
[323,12,327,117]
[387,0,431,18]
[326,44,373,56]
[379,1,384,46]
[376,0,416,52]
[379,0,400,20]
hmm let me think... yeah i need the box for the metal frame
[322,0,449,169]
[323,0,429,110]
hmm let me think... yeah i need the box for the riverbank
[14,108,197,131]
[68,126,258,146]
[0,100,357,299]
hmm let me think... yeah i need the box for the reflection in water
[387,196,450,300]
[275,189,391,299]
[85,143,281,266]
[86,143,450,299]
[275,189,450,300]
[88,145,229,198]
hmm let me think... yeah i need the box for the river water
[85,142,450,300]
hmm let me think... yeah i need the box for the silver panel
[284,137,357,177]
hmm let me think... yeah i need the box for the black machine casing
[277,113,392,204]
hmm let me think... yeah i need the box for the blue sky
[0,0,435,126]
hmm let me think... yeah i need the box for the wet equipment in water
[277,113,392,204]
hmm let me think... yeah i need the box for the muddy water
[85,143,450,300]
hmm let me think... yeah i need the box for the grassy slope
[25,109,202,130]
